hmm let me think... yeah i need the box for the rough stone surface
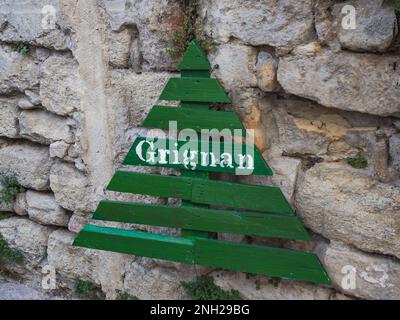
[278,49,400,116]
[0,44,39,94]
[47,229,128,298]
[0,217,51,266]
[333,0,397,53]
[296,162,400,258]
[0,98,19,138]
[256,51,278,92]
[389,133,400,174]
[210,44,257,90]
[0,141,51,190]
[212,271,335,300]
[111,71,172,129]
[40,56,82,116]
[320,241,400,300]
[13,192,28,216]
[0,0,68,50]
[123,258,195,300]
[107,28,134,69]
[200,0,315,50]
[49,141,70,159]
[26,191,69,227]
[101,0,184,71]
[19,110,73,145]
[269,156,301,201]
[49,161,96,213]
[0,283,45,300]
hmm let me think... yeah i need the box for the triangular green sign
[73,40,331,286]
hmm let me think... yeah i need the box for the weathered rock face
[101,0,184,71]
[212,271,336,300]
[389,134,400,175]
[296,162,400,258]
[0,217,52,267]
[47,229,128,298]
[13,192,28,216]
[0,141,51,190]
[26,191,69,227]
[110,71,172,130]
[0,45,39,94]
[320,241,400,300]
[40,56,82,116]
[49,162,97,213]
[199,0,314,50]
[123,258,194,300]
[333,0,397,53]
[49,141,70,159]
[210,44,257,90]
[0,98,19,138]
[19,110,73,145]
[0,0,68,50]
[278,49,400,116]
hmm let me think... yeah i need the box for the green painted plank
[179,170,211,239]
[178,40,211,71]
[159,78,231,103]
[73,225,330,285]
[107,171,294,215]
[123,136,273,176]
[142,106,246,134]
[73,224,194,264]
[195,238,332,285]
[93,200,311,240]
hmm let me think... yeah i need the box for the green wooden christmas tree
[73,40,331,285]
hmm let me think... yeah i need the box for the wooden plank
[73,225,330,285]
[142,106,246,134]
[178,66,213,240]
[194,238,332,285]
[159,78,231,103]
[178,40,211,71]
[93,200,311,240]
[123,136,273,176]
[73,224,194,264]
[107,171,294,215]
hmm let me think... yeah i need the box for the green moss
[181,275,242,300]
[0,234,24,265]
[74,278,105,300]
[167,0,216,60]
[385,0,400,10]
[115,289,139,300]
[14,43,30,55]
[268,277,281,288]
[345,152,368,169]
[0,176,25,205]
[0,212,10,220]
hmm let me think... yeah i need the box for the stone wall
[0,0,399,300]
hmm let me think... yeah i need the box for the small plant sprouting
[268,277,281,288]
[181,275,242,300]
[115,289,139,300]
[0,176,25,205]
[0,234,24,265]
[15,43,30,55]
[74,278,105,300]
[0,212,10,220]
[167,0,216,60]
[345,152,368,169]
